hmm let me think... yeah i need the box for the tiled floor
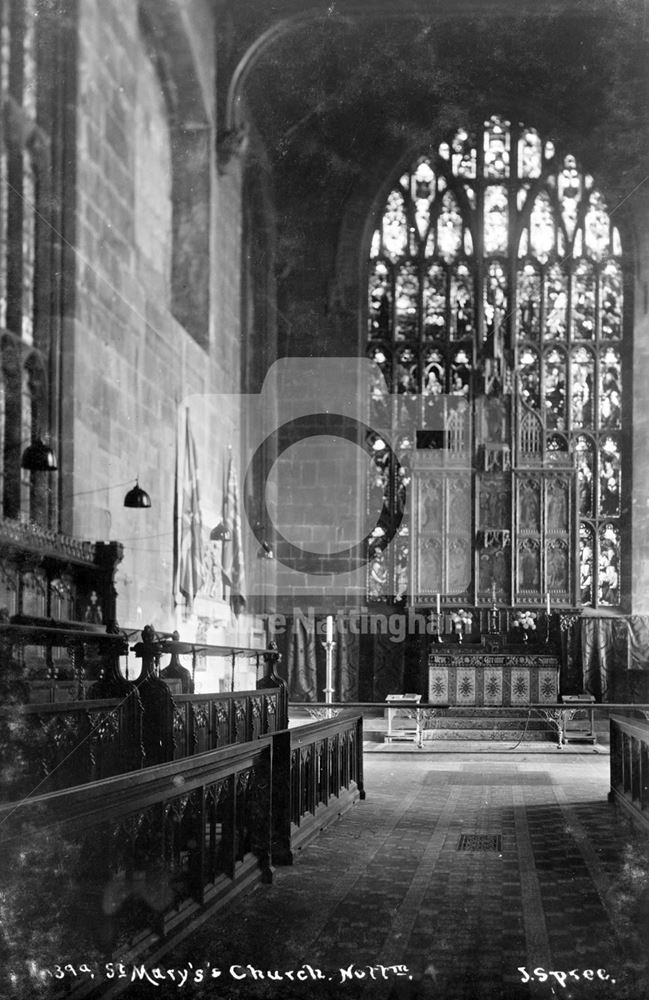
[147,748,649,1000]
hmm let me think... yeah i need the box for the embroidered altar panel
[428,652,559,706]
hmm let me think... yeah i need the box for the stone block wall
[64,0,254,653]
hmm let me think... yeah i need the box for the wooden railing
[276,712,365,858]
[0,712,364,991]
[5,687,285,799]
[13,695,144,795]
[1,625,289,798]
[0,738,273,992]
[171,690,283,759]
[609,714,649,832]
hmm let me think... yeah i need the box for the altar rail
[0,712,364,994]
[609,714,649,833]
[4,688,284,799]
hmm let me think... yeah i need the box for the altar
[428,651,559,707]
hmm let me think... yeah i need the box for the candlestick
[431,609,443,643]
[436,593,441,615]
[546,593,551,616]
[322,631,336,715]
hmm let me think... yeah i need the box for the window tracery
[367,116,625,607]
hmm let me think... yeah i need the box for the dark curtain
[558,620,582,695]
[336,628,359,702]
[579,614,649,701]
[371,631,405,701]
[286,615,317,701]
[282,615,361,702]
[628,616,649,670]
[581,618,615,700]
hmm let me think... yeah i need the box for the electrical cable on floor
[504,705,534,751]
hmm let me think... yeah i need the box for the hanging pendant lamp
[21,437,58,471]
[123,480,152,508]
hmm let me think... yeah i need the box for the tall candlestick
[546,593,551,616]
[323,616,336,713]
[436,593,441,615]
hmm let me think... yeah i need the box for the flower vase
[521,629,528,644]
[457,626,463,645]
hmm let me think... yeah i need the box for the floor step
[421,728,554,741]
[420,717,553,731]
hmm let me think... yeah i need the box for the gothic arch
[357,116,631,609]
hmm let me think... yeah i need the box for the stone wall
[65,0,258,671]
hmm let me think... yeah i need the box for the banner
[177,410,204,609]
[221,452,247,615]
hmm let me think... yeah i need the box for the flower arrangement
[512,610,537,631]
[451,609,473,629]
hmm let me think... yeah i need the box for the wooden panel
[411,468,472,603]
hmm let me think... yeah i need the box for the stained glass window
[599,349,622,429]
[484,186,508,254]
[450,264,474,339]
[412,158,435,237]
[529,192,554,263]
[382,190,408,261]
[543,349,566,431]
[517,264,541,341]
[571,348,594,428]
[519,348,540,410]
[598,523,620,606]
[438,192,463,261]
[514,131,625,608]
[599,437,621,517]
[518,128,542,180]
[367,116,625,605]
[580,524,594,605]
[572,261,596,339]
[575,437,594,517]
[423,264,446,338]
[544,265,568,340]
[484,116,510,178]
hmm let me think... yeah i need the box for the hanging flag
[178,410,204,609]
[221,452,247,615]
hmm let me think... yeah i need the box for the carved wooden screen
[514,471,574,606]
[367,116,624,609]
[411,464,473,601]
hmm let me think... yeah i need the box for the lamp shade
[123,481,151,508]
[21,438,58,471]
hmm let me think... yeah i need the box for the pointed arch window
[367,116,625,607]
